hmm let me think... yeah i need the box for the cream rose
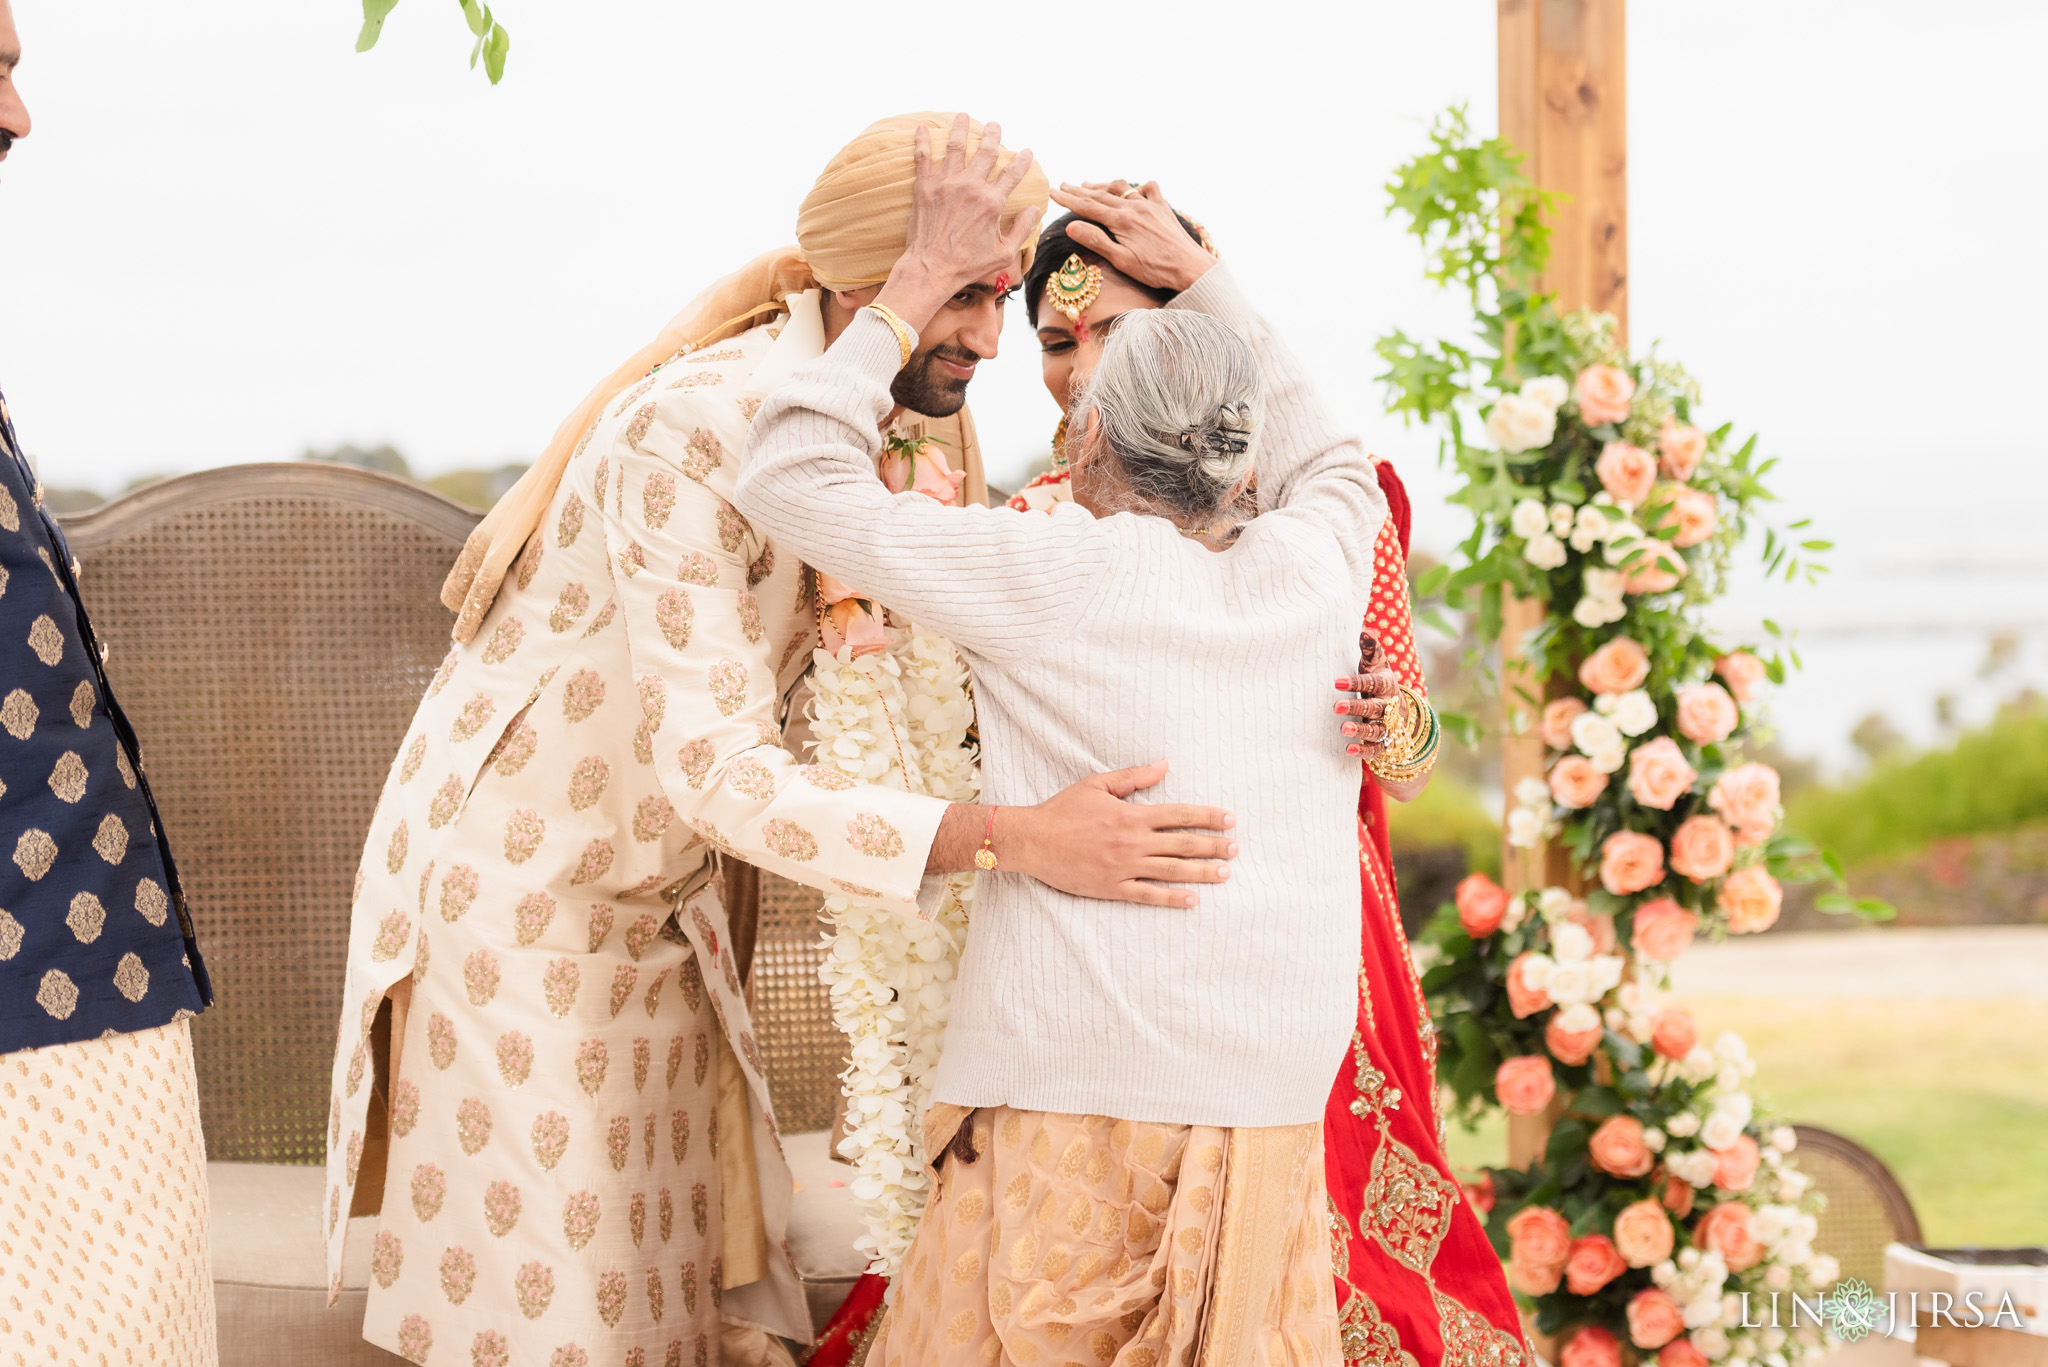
[1597,441,1659,506]
[1489,394,1560,454]
[1601,830,1667,895]
[1525,533,1569,570]
[1589,1115,1656,1178]
[1714,651,1768,704]
[1510,497,1552,539]
[1543,696,1589,750]
[1580,636,1652,694]
[1676,683,1738,745]
[1709,764,1780,845]
[1615,1198,1677,1267]
[1495,1054,1557,1116]
[1523,375,1570,410]
[1575,364,1636,426]
[1603,688,1660,738]
[1668,815,1735,883]
[1717,866,1783,934]
[1658,420,1707,481]
[1630,1288,1689,1350]
[1628,737,1700,811]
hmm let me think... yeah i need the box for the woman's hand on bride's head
[1051,180,1215,294]
[878,114,1043,333]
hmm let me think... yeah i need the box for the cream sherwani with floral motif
[322,293,949,1366]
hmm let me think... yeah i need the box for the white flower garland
[807,623,977,1273]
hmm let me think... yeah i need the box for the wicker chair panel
[65,465,477,1165]
[752,871,846,1134]
[1789,1124,1922,1288]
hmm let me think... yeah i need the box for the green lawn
[1439,997,2048,1247]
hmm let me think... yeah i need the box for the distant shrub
[1386,773,1501,878]
[1789,703,2048,867]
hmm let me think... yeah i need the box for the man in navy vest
[0,5,220,1359]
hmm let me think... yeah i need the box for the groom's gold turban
[797,112,1050,289]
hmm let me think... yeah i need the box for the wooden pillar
[1496,0,1628,1170]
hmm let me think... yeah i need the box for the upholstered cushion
[782,1129,870,1333]
[209,1161,401,1366]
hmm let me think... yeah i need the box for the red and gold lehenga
[810,460,1527,1367]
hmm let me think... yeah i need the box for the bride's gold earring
[1050,414,1071,471]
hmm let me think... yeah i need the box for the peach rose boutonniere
[1575,364,1636,426]
[816,574,890,658]
[878,432,967,505]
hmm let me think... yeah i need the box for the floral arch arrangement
[1376,109,1883,1367]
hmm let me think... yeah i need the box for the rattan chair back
[1789,1124,1923,1287]
[64,464,479,1164]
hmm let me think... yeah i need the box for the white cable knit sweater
[735,266,1385,1127]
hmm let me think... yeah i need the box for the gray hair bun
[1072,310,1262,525]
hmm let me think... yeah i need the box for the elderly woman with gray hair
[735,133,1378,1367]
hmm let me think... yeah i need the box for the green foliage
[356,0,512,84]
[1790,703,2048,868]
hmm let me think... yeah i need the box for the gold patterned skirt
[0,1019,218,1366]
[869,1105,1339,1367]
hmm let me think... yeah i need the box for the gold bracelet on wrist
[1368,685,1439,784]
[865,303,916,368]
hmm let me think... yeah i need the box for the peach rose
[1549,754,1610,809]
[1694,1201,1765,1271]
[815,571,860,605]
[1579,637,1651,696]
[1623,542,1689,596]
[1664,486,1719,548]
[1650,1006,1699,1061]
[1668,815,1735,883]
[1613,1198,1677,1267]
[1718,866,1783,934]
[1713,1133,1761,1191]
[1546,1013,1603,1066]
[1543,696,1590,750]
[1658,420,1707,482]
[1600,830,1666,896]
[1714,650,1768,704]
[1566,1233,1629,1295]
[1568,907,1619,955]
[1628,737,1699,811]
[1629,1288,1688,1350]
[1575,365,1636,426]
[822,599,888,657]
[1596,441,1659,506]
[1661,1173,1695,1218]
[1675,682,1739,745]
[1456,872,1510,938]
[1660,1338,1711,1367]
[1507,1205,1571,1296]
[1495,1055,1557,1117]
[882,445,968,504]
[1709,763,1781,845]
[1506,953,1553,1019]
[1630,897,1699,962]
[1589,1115,1656,1178]
[1562,1325,1624,1367]
[1463,1170,1496,1216]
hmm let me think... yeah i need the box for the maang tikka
[1046,253,1104,324]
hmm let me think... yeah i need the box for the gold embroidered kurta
[321,293,957,1365]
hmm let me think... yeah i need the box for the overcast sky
[3,1,2043,769]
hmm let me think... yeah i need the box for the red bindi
[995,272,1011,292]
[1074,319,1089,341]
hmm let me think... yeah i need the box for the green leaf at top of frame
[357,0,402,52]
[460,0,492,36]
[482,22,510,83]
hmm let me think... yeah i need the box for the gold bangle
[865,303,916,368]
[1368,686,1439,784]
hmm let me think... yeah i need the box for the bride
[1004,184,1529,1367]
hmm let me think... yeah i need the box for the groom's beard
[890,342,980,418]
